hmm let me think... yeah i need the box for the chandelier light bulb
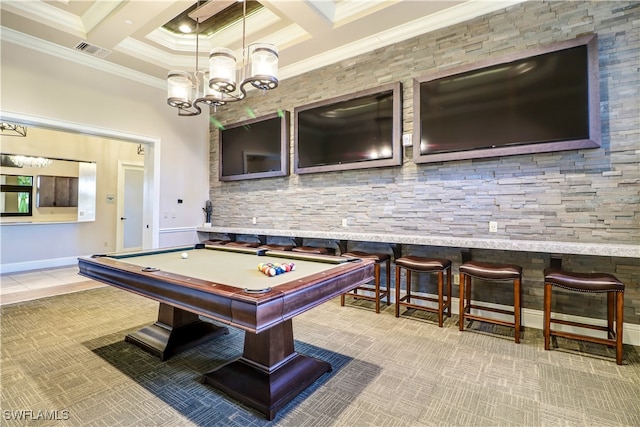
[167,71,195,109]
[249,44,278,82]
[208,48,238,93]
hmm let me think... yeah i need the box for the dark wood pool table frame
[78,244,374,420]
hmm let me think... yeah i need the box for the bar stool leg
[395,265,402,318]
[446,266,452,318]
[374,263,381,314]
[616,291,624,365]
[437,271,444,327]
[406,270,412,303]
[514,278,521,344]
[607,292,614,342]
[543,282,551,351]
[459,273,466,331]
[384,259,391,307]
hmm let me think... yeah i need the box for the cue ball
[181,252,189,259]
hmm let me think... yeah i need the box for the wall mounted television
[294,82,402,174]
[218,110,290,181]
[413,34,600,164]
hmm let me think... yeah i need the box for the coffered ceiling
[1,0,524,89]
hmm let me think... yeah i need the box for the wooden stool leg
[616,291,624,365]
[374,262,381,314]
[514,278,521,344]
[446,266,452,317]
[543,282,551,351]
[437,271,444,327]
[395,265,401,318]
[459,273,466,331]
[385,259,391,306]
[607,291,614,341]
[340,293,345,306]
[406,270,412,303]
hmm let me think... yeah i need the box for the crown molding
[2,0,526,89]
[1,26,165,90]
[279,0,525,80]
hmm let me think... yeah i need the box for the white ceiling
[1,0,525,90]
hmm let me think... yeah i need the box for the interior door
[117,163,144,251]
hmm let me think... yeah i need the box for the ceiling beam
[85,0,189,49]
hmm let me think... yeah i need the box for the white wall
[0,39,209,271]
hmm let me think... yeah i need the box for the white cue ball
[181,252,189,259]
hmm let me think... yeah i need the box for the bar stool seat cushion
[224,241,261,248]
[259,244,294,251]
[460,261,522,280]
[544,269,624,293]
[342,251,390,263]
[292,246,331,255]
[202,239,230,245]
[396,256,451,272]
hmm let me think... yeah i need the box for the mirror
[0,126,98,223]
[0,157,96,221]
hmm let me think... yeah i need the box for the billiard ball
[181,252,189,259]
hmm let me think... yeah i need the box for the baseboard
[1,256,80,274]
[2,230,198,275]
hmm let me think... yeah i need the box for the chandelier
[167,0,279,116]
[1,122,27,137]
[9,155,53,168]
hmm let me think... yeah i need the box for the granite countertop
[196,226,640,258]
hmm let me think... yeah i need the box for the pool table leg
[125,302,229,361]
[203,319,331,420]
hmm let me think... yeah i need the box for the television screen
[294,82,402,174]
[413,34,600,163]
[219,111,290,181]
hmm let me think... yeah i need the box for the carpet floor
[1,286,639,426]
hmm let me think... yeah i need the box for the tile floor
[0,266,105,305]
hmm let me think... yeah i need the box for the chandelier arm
[178,103,202,116]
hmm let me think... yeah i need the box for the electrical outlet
[453,274,459,285]
[402,133,412,146]
[489,221,498,233]
[341,218,348,227]
[252,217,257,224]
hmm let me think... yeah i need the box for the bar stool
[340,251,391,313]
[544,269,625,365]
[459,261,522,343]
[395,256,452,327]
[292,246,333,255]
[258,244,294,251]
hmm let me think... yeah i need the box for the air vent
[74,41,111,58]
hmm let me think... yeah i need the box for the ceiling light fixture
[8,155,52,168]
[1,122,27,137]
[167,0,279,116]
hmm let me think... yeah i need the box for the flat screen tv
[218,110,290,181]
[413,34,600,163]
[294,82,402,174]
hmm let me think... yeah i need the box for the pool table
[78,244,374,420]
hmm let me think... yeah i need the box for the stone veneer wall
[208,1,639,323]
